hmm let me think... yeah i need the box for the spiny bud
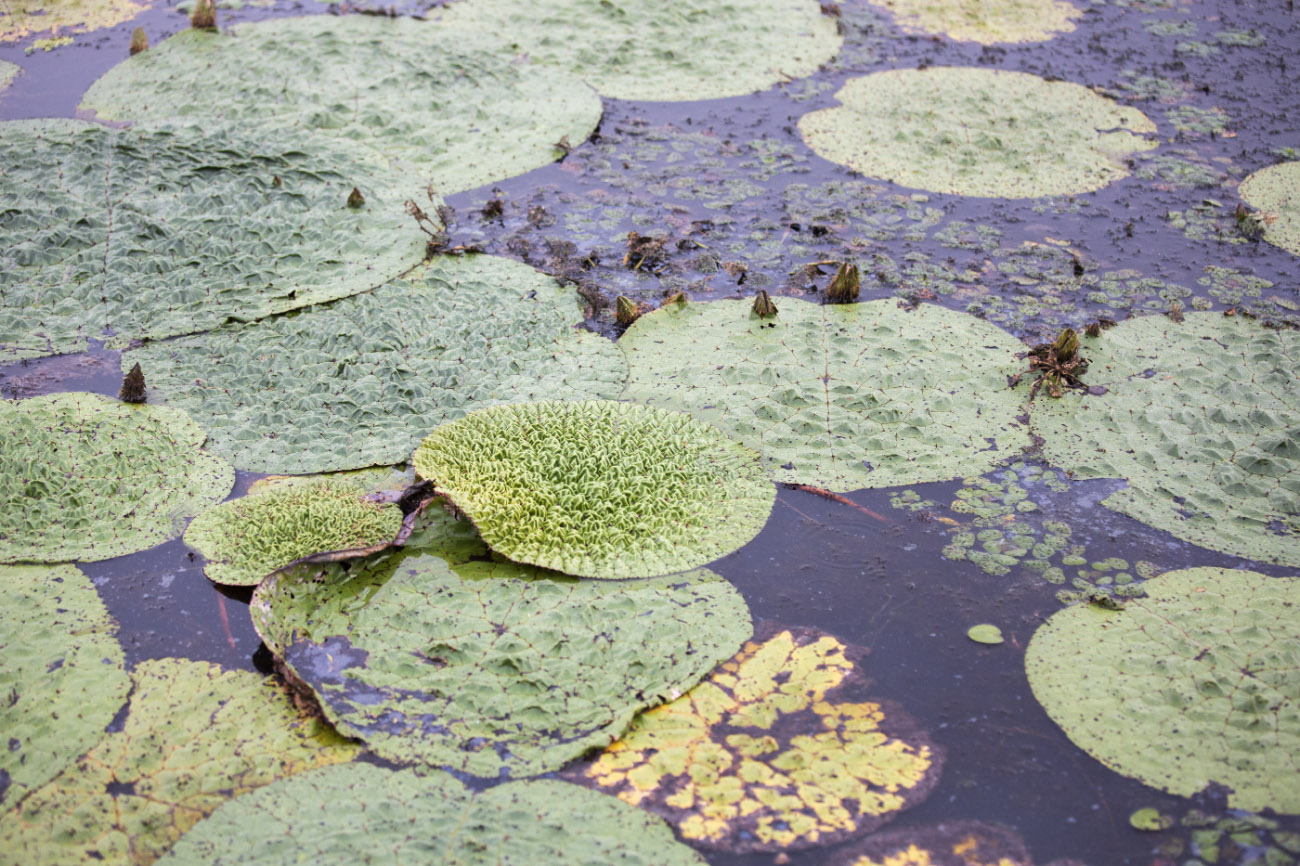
[347,187,365,209]
[660,291,687,308]
[119,363,147,404]
[129,27,148,56]
[1052,328,1078,362]
[190,0,217,31]
[615,296,644,327]
[826,262,860,304]
[751,290,778,318]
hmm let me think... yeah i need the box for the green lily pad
[0,0,145,42]
[0,564,129,810]
[251,512,752,778]
[80,16,602,195]
[433,0,842,101]
[1130,808,1175,831]
[966,624,1005,645]
[1238,162,1300,257]
[413,400,774,578]
[1030,313,1300,566]
[126,255,626,474]
[1,657,358,866]
[798,67,1157,198]
[0,60,18,90]
[158,763,705,866]
[1026,567,1300,813]
[619,297,1029,492]
[876,0,1083,44]
[0,118,423,362]
[0,393,234,563]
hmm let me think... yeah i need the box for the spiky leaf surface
[0,0,144,43]
[876,0,1082,44]
[1030,313,1300,565]
[126,255,626,474]
[1238,161,1300,257]
[414,400,774,578]
[620,298,1028,492]
[0,393,233,563]
[1026,567,1300,813]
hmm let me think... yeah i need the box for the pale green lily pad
[1238,161,1300,257]
[413,400,774,579]
[875,0,1082,44]
[0,393,234,563]
[0,119,423,362]
[0,657,358,866]
[620,297,1029,493]
[1130,808,1174,831]
[1030,313,1300,566]
[0,60,18,90]
[0,0,145,43]
[798,68,1158,198]
[433,0,842,101]
[1026,567,1300,813]
[0,564,129,810]
[80,16,601,195]
[126,255,626,474]
[159,763,705,866]
[251,512,752,778]
[966,624,1004,645]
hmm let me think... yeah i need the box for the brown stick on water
[785,484,891,524]
[216,593,237,650]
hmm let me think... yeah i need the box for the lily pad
[0,60,18,90]
[126,255,626,474]
[0,118,423,362]
[158,763,705,866]
[413,400,774,578]
[831,820,1048,865]
[875,0,1081,43]
[80,16,602,195]
[798,68,1158,198]
[1026,567,1300,813]
[252,513,752,778]
[0,393,234,563]
[1238,162,1300,257]
[1030,313,1300,566]
[0,564,129,810]
[0,0,145,43]
[966,624,1004,645]
[0,657,357,866]
[568,626,942,852]
[433,0,842,101]
[619,297,1029,492]
[1130,808,1174,831]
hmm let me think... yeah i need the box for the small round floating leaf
[0,393,234,563]
[876,0,1083,44]
[620,297,1029,493]
[831,820,1042,866]
[414,400,774,578]
[128,255,626,474]
[1238,162,1300,257]
[966,624,1004,645]
[1130,808,1174,832]
[798,68,1157,198]
[1026,567,1300,813]
[568,626,943,852]
[0,564,129,810]
[0,0,145,43]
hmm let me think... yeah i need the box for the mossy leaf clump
[620,297,1028,493]
[1030,313,1300,566]
[876,0,1083,44]
[0,0,145,43]
[80,16,602,195]
[568,626,942,852]
[0,564,129,810]
[798,68,1157,198]
[1026,567,1300,813]
[0,393,234,563]
[158,764,705,866]
[413,400,774,579]
[0,658,358,866]
[127,255,626,474]
[1237,161,1300,257]
[0,119,423,362]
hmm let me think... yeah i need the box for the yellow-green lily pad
[1238,161,1300,257]
[0,0,145,43]
[874,0,1082,44]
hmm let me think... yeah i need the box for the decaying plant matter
[1010,328,1089,399]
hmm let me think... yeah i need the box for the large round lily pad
[126,255,626,474]
[875,0,1082,44]
[433,0,842,101]
[798,68,1157,198]
[619,297,1029,492]
[1030,313,1300,566]
[159,763,705,866]
[0,393,234,563]
[252,512,752,778]
[569,626,942,852]
[80,16,601,195]
[0,564,129,810]
[1238,161,1300,257]
[0,0,144,43]
[1026,567,1300,813]
[0,119,423,362]
[413,400,775,578]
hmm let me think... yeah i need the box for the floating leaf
[0,658,357,866]
[0,564,129,810]
[0,119,423,362]
[0,60,18,90]
[413,400,774,578]
[1026,567,1300,813]
[1030,313,1300,566]
[568,626,942,852]
[830,820,1074,865]
[0,0,145,43]
[1130,808,1174,831]
[158,763,705,866]
[0,393,234,563]
[81,16,602,195]
[798,68,1157,198]
[1238,162,1300,257]
[966,624,1004,645]
[620,297,1028,492]
[875,0,1082,44]
[126,255,626,474]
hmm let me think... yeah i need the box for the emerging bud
[190,0,217,31]
[119,363,147,404]
[615,296,645,327]
[347,187,365,209]
[1051,328,1078,362]
[129,26,148,56]
[660,291,687,308]
[826,262,860,304]
[751,290,778,319]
